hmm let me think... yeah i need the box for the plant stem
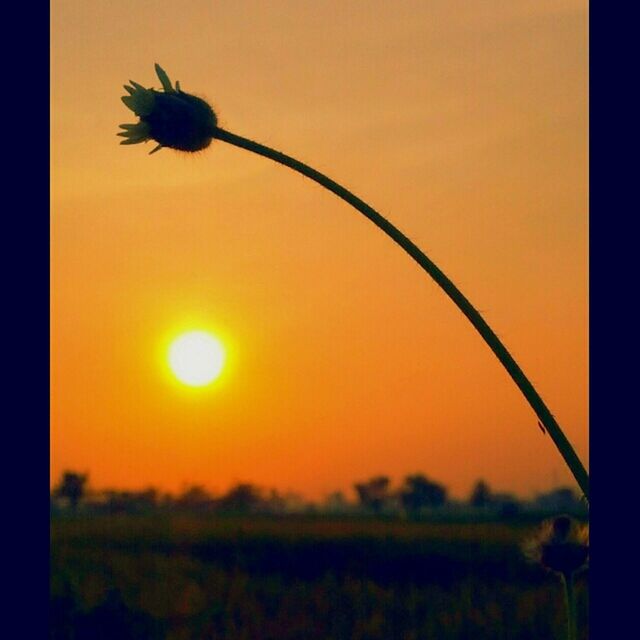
[213,127,589,501]
[562,572,577,640]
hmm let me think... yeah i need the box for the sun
[168,330,226,387]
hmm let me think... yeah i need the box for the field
[50,515,588,639]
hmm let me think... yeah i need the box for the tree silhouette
[469,480,493,508]
[354,476,390,514]
[399,474,447,515]
[176,485,214,510]
[534,487,584,513]
[55,471,88,511]
[217,483,263,513]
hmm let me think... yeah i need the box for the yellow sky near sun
[51,0,588,500]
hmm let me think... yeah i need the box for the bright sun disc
[168,331,225,387]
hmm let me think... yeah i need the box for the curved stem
[213,127,589,501]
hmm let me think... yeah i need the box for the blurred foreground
[51,514,588,639]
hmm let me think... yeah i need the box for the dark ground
[51,514,588,639]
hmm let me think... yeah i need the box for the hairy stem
[213,127,589,501]
[562,572,577,640]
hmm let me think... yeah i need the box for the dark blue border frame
[2,2,50,635]
[589,2,636,635]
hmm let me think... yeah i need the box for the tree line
[50,470,586,518]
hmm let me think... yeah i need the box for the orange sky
[51,0,588,500]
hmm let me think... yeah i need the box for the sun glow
[168,330,226,387]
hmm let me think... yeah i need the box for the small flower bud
[524,514,589,576]
[118,64,218,154]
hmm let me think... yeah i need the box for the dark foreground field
[50,515,588,639]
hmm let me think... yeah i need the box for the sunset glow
[51,1,588,500]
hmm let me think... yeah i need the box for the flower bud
[118,64,217,154]
[524,514,589,576]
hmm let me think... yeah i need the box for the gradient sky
[51,0,588,500]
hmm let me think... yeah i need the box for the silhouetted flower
[118,64,217,154]
[524,514,589,575]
